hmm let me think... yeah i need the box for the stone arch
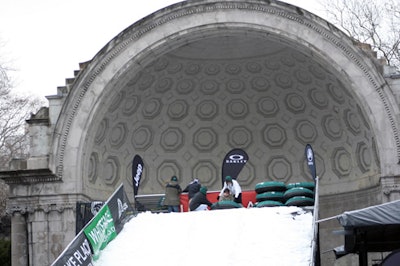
[50,0,399,200]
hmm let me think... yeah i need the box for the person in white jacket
[219,176,242,204]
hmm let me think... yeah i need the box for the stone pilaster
[8,198,77,265]
[10,209,28,266]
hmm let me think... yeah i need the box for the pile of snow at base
[95,206,313,266]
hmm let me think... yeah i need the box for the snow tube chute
[255,181,287,194]
[256,191,285,202]
[283,187,314,200]
[286,182,315,191]
[211,200,242,210]
[285,196,314,207]
[254,200,285,208]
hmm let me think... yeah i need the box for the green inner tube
[286,182,315,191]
[255,181,287,193]
[256,191,285,202]
[284,187,314,200]
[285,196,314,207]
[211,200,242,210]
[255,200,285,208]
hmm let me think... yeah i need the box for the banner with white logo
[52,184,135,265]
[221,148,249,186]
[84,205,117,261]
[305,144,317,180]
[132,155,144,196]
[106,184,135,234]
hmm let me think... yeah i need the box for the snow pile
[95,206,314,266]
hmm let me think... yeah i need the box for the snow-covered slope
[95,206,314,266]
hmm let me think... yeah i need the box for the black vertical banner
[53,185,135,265]
[221,148,249,186]
[305,144,317,180]
[106,185,135,234]
[132,155,144,197]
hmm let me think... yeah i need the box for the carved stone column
[0,169,74,265]
[11,209,28,266]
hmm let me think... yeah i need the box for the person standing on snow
[182,178,201,200]
[189,186,213,211]
[164,176,182,212]
[219,176,242,204]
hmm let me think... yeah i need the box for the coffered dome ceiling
[86,34,379,196]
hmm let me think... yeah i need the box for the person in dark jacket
[189,186,213,211]
[164,176,182,212]
[182,178,201,199]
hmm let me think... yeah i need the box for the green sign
[84,205,117,260]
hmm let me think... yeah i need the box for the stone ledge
[0,169,61,185]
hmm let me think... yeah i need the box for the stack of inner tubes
[254,181,315,208]
[284,182,315,207]
[254,181,287,207]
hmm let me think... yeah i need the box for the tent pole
[358,238,368,266]
[359,249,368,266]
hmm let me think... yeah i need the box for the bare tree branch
[0,40,45,218]
[321,0,400,70]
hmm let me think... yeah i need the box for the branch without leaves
[321,0,400,70]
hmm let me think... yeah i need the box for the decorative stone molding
[379,176,400,204]
[8,202,75,215]
[8,205,33,215]
[38,203,75,214]
[381,176,400,195]
[382,184,400,195]
[0,169,60,185]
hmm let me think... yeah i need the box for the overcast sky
[0,0,324,101]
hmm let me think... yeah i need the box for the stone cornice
[381,175,400,196]
[8,202,75,215]
[0,169,61,185]
[7,193,92,215]
[383,184,400,195]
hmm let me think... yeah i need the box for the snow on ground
[95,206,314,266]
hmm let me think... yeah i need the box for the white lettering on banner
[118,198,128,218]
[65,257,76,266]
[64,239,92,266]
[225,154,247,164]
[225,159,247,163]
[86,212,115,245]
[134,164,143,186]
[73,250,86,264]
